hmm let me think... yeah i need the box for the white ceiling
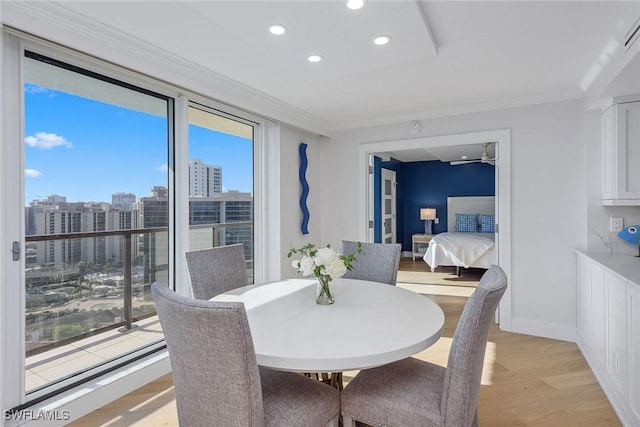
[28,1,640,161]
[380,142,496,163]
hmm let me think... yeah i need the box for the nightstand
[412,234,433,260]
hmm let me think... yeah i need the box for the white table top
[213,277,445,373]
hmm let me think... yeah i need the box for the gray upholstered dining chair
[151,283,340,427]
[341,264,508,427]
[341,240,402,285]
[184,243,247,300]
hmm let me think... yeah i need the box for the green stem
[316,275,334,304]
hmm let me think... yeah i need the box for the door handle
[11,241,20,261]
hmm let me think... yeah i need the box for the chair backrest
[184,243,247,300]
[341,241,402,285]
[151,283,264,427]
[441,264,508,427]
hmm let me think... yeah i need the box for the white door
[381,169,396,244]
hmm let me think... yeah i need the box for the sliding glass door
[23,51,172,396]
[187,105,255,284]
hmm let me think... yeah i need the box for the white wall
[278,124,327,279]
[320,100,586,341]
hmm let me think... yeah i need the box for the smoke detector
[409,122,421,135]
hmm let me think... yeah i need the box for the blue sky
[24,85,253,206]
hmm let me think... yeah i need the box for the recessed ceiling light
[269,24,287,35]
[347,0,365,10]
[461,155,468,160]
[307,54,323,63]
[374,35,391,46]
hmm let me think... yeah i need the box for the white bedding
[423,232,495,272]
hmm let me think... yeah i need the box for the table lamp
[420,208,436,235]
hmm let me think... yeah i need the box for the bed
[423,196,496,272]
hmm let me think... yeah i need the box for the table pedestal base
[304,372,343,391]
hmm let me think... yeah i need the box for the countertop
[576,250,640,286]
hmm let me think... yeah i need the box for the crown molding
[2,1,332,137]
[330,90,582,131]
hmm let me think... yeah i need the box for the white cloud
[25,169,42,178]
[25,132,73,149]
[25,84,55,97]
[156,164,168,172]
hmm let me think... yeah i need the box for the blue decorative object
[618,225,640,257]
[479,214,495,233]
[299,143,310,235]
[455,213,478,232]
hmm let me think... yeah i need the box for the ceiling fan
[450,143,496,166]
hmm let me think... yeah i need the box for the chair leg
[327,416,340,427]
[330,372,343,391]
[341,415,356,427]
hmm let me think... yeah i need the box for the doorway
[357,129,512,331]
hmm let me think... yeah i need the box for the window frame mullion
[1,30,28,410]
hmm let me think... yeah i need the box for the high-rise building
[149,186,168,199]
[111,192,136,211]
[188,158,222,196]
[34,210,83,265]
[188,190,253,275]
[82,210,107,264]
[139,187,169,287]
[139,190,169,228]
[28,195,141,266]
[26,195,69,235]
[106,209,140,266]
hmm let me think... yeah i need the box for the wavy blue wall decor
[299,143,310,235]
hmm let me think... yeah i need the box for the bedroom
[371,144,496,276]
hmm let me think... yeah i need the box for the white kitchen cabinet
[592,263,607,364]
[575,251,640,425]
[602,99,640,206]
[577,255,592,345]
[577,254,606,364]
[606,273,628,397]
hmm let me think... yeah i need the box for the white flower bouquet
[288,243,362,304]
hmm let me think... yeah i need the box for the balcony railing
[24,221,253,359]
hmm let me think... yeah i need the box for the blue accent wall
[375,160,494,252]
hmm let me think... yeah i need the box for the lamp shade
[420,208,436,220]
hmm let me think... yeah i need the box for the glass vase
[315,275,335,305]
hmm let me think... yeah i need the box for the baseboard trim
[510,317,577,342]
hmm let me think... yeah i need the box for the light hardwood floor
[69,259,621,426]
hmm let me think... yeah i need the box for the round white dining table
[212,277,445,373]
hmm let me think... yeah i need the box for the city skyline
[24,84,253,206]
[28,185,253,207]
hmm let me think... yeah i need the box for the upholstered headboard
[447,196,495,232]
